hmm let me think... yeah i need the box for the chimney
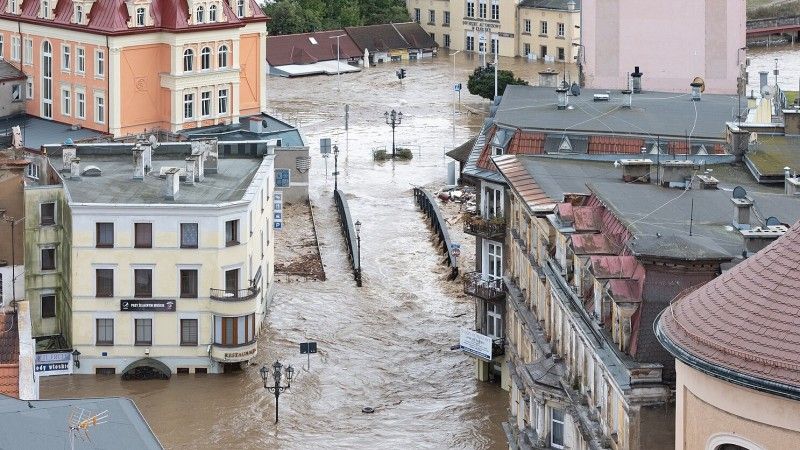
[132,147,145,180]
[69,157,81,180]
[690,81,703,101]
[741,225,787,255]
[185,156,197,185]
[249,116,265,134]
[140,140,153,172]
[658,160,694,188]
[619,159,652,183]
[731,189,754,230]
[621,89,632,108]
[164,167,180,200]
[567,0,575,10]
[785,167,800,196]
[556,84,569,110]
[61,142,77,173]
[538,69,558,88]
[630,66,643,93]
[696,174,719,189]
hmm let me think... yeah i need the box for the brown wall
[0,163,25,265]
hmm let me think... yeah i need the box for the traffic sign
[300,341,318,370]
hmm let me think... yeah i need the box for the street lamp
[383,110,403,158]
[71,349,81,369]
[329,34,347,93]
[260,360,294,424]
[333,145,340,192]
[450,50,461,153]
[354,220,362,287]
[736,46,747,125]
[0,213,23,310]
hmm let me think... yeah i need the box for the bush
[395,148,414,160]
[373,148,413,161]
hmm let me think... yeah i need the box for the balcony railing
[209,286,260,301]
[463,215,506,240]
[464,272,506,302]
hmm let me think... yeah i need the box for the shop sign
[35,352,73,376]
[498,32,514,38]
[120,299,176,312]
[460,328,493,361]
[224,348,257,359]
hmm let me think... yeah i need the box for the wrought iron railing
[209,286,260,301]
[463,215,506,240]
[463,271,506,302]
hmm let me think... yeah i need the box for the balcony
[464,271,506,302]
[463,214,506,241]
[210,340,257,363]
[209,286,260,302]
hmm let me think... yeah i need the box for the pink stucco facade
[581,0,746,95]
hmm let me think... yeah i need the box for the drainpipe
[106,35,111,134]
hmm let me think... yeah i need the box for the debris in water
[362,407,375,414]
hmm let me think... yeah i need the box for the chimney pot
[164,167,180,200]
[70,157,81,180]
[556,86,569,110]
[132,147,145,180]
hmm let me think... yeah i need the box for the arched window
[236,0,244,18]
[200,47,211,70]
[136,7,146,26]
[716,446,749,450]
[183,49,194,72]
[208,4,217,21]
[196,5,204,23]
[217,45,228,68]
[75,5,83,23]
[42,41,53,119]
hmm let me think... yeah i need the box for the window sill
[556,36,565,40]
[180,245,198,249]
[134,245,153,249]
[133,295,153,299]
[180,294,198,299]
[225,241,240,247]
[442,23,449,27]
[180,343,198,346]
[96,244,114,248]
[522,32,531,36]
[539,34,548,38]
[427,22,435,26]
[134,343,152,346]
[96,342,114,346]
[95,295,113,298]
[41,267,56,272]
[40,221,56,227]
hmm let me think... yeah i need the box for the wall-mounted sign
[224,348,257,360]
[275,169,291,188]
[273,191,284,230]
[460,328,493,361]
[497,32,514,38]
[35,351,73,376]
[320,138,332,155]
[120,299,176,312]
[463,20,501,30]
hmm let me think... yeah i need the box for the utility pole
[451,50,461,154]
[330,34,346,93]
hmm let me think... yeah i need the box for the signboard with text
[460,328,493,361]
[35,352,73,376]
[120,299,176,312]
[273,191,284,230]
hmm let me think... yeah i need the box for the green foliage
[373,148,413,161]
[747,0,800,19]
[262,0,411,35]
[467,65,529,101]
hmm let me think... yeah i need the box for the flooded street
[41,53,557,449]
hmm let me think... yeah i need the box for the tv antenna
[67,406,109,450]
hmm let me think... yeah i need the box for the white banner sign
[35,351,73,376]
[460,328,493,361]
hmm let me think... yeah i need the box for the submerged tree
[467,66,529,101]
[262,0,410,35]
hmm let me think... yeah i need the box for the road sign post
[300,341,318,370]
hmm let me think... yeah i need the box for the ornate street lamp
[355,220,362,287]
[260,360,294,423]
[383,109,403,158]
[71,349,81,369]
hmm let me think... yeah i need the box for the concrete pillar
[164,168,180,200]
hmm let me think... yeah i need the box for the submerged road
[42,53,563,449]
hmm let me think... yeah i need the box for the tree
[262,0,410,35]
[467,66,529,101]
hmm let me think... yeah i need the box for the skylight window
[309,37,318,45]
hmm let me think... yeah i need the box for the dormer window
[196,5,204,23]
[42,0,50,18]
[136,7,145,26]
[236,0,244,18]
[183,49,194,72]
[209,4,217,21]
[8,0,18,14]
[75,5,83,23]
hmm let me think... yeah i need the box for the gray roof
[0,60,25,82]
[344,24,410,52]
[57,155,263,205]
[519,0,580,10]
[0,115,107,149]
[495,85,742,140]
[0,394,161,449]
[183,114,305,148]
[518,156,800,258]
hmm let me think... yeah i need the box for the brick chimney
[164,167,180,200]
[731,195,754,230]
[61,143,77,173]
[70,157,81,180]
[132,147,145,180]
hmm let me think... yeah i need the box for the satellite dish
[692,76,706,93]
[732,186,747,199]
[766,216,782,226]
[64,138,74,145]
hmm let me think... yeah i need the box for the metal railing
[463,214,506,240]
[334,189,362,286]
[463,271,506,302]
[209,286,260,301]
[413,187,458,280]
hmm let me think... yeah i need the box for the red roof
[659,220,800,391]
[477,129,545,170]
[588,136,645,155]
[588,255,643,279]
[571,233,619,255]
[265,30,362,66]
[0,0,266,35]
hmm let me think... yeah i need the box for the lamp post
[384,110,403,158]
[329,34,347,93]
[737,46,747,124]
[450,50,461,154]
[333,145,340,192]
[71,349,81,369]
[260,360,294,424]
[354,220,362,287]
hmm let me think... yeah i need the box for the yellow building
[407,0,580,61]
[25,138,275,375]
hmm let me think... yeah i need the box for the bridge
[747,16,800,39]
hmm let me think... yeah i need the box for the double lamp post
[260,360,295,423]
[383,109,403,158]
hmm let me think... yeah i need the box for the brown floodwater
[41,53,560,449]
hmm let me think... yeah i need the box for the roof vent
[593,93,610,102]
[731,186,754,230]
[784,167,800,196]
[158,166,185,178]
[69,157,81,180]
[658,160,694,188]
[619,159,652,183]
[741,225,788,255]
[690,81,703,101]
[81,165,102,177]
[556,85,569,110]
[249,116,267,134]
[164,167,180,201]
[621,89,632,108]
[630,66,643,93]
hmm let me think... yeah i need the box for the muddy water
[41,53,559,449]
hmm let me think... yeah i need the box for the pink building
[580,0,746,94]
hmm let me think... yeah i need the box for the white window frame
[76,47,85,73]
[76,88,86,119]
[196,5,204,23]
[75,4,83,23]
[94,91,105,124]
[482,182,503,218]
[41,0,50,18]
[95,49,104,77]
[209,4,217,21]
[558,22,565,37]
[183,49,193,72]
[217,88,228,115]
[551,408,565,449]
[61,86,71,116]
[23,38,32,65]
[0,35,3,59]
[540,20,548,36]
[11,36,20,61]
[26,162,39,179]
[200,90,211,117]
[236,0,244,18]
[486,302,503,339]
[183,92,194,120]
[524,19,531,33]
[217,45,228,68]
[26,76,33,100]
[61,44,70,71]
[136,7,146,26]
[484,240,503,280]
[200,47,211,70]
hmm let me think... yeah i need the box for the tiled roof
[588,255,643,279]
[0,0,265,35]
[570,234,619,255]
[344,23,409,52]
[0,60,25,83]
[392,22,438,49]
[477,130,545,170]
[0,365,19,398]
[588,136,645,155]
[658,221,800,393]
[493,154,555,212]
[446,138,476,163]
[265,30,362,66]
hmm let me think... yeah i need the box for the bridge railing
[413,187,459,280]
[747,15,800,30]
[334,189,362,286]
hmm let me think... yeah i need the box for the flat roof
[184,114,305,148]
[270,60,362,77]
[495,85,742,140]
[0,394,162,449]
[744,135,800,178]
[0,115,107,149]
[517,156,800,257]
[55,154,264,205]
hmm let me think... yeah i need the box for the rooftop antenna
[689,198,694,236]
[67,406,109,450]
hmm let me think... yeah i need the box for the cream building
[407,0,579,61]
[25,138,275,375]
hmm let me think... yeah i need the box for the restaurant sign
[120,299,176,312]
[224,348,257,360]
[460,328,493,361]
